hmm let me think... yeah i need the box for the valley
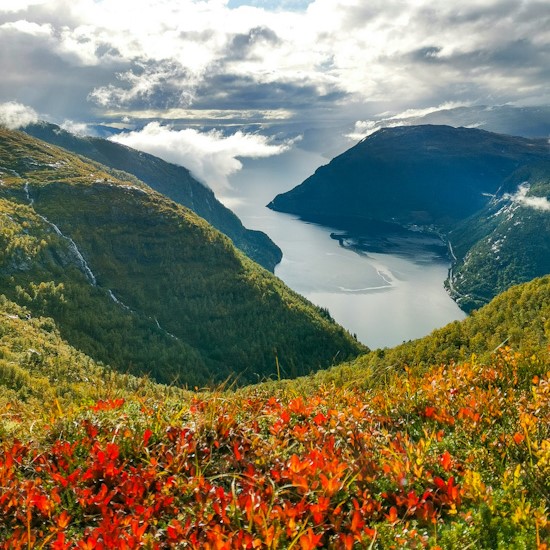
[0,122,548,549]
[269,125,550,312]
[222,151,466,347]
[0,128,363,387]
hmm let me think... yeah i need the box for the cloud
[89,60,196,109]
[109,122,295,193]
[0,19,52,36]
[0,101,38,129]
[0,0,49,13]
[346,102,473,141]
[506,183,550,212]
[1,0,550,134]
[60,119,94,136]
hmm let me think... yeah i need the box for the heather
[1,343,549,549]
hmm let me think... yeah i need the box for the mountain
[23,122,282,272]
[268,125,550,310]
[364,104,550,140]
[446,163,550,311]
[0,127,364,387]
[269,125,549,228]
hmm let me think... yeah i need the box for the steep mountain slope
[23,122,282,271]
[0,128,363,386]
[0,295,186,434]
[268,125,549,228]
[447,163,550,311]
[269,125,550,310]
[292,275,550,390]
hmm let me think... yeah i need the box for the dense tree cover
[0,294,188,440]
[0,128,363,387]
[286,275,550,392]
[23,122,282,271]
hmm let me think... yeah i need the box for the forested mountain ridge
[23,122,282,272]
[295,275,550,391]
[0,127,364,387]
[269,125,548,227]
[0,295,188,421]
[268,125,550,311]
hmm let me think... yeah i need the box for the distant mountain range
[23,122,282,272]
[363,104,550,140]
[0,128,363,386]
[269,125,550,311]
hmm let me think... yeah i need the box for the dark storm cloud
[191,72,348,111]
[226,26,281,60]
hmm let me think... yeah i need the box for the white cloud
[346,119,400,141]
[60,120,93,136]
[2,0,549,128]
[506,183,550,212]
[109,122,295,193]
[347,101,473,141]
[0,101,39,130]
[89,61,196,109]
[0,20,53,37]
[0,0,49,12]
[386,102,473,121]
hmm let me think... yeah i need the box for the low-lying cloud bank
[347,102,471,141]
[0,101,38,130]
[507,183,550,212]
[110,122,295,194]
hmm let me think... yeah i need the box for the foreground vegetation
[1,347,548,548]
[0,277,549,548]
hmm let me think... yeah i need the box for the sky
[1,0,549,190]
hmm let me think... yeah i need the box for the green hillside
[447,163,550,311]
[0,128,363,387]
[24,122,282,272]
[0,277,548,548]
[0,295,188,439]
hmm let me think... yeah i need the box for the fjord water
[222,149,466,349]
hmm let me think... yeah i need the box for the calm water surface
[221,149,466,349]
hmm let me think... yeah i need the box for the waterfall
[24,181,97,286]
